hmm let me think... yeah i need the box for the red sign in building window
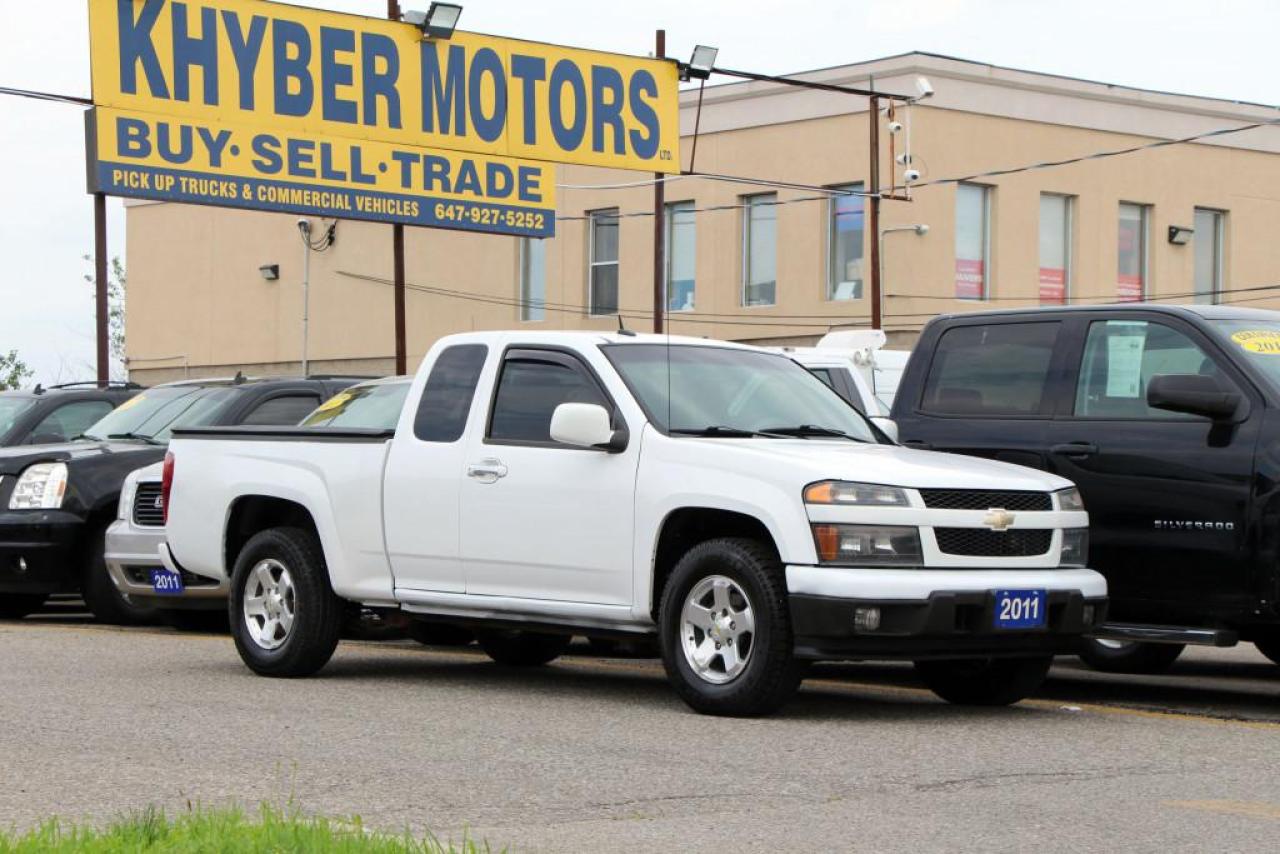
[955,258,985,299]
[1039,267,1066,305]
[1117,274,1143,302]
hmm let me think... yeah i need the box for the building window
[588,209,619,316]
[1193,208,1225,305]
[519,238,546,322]
[828,183,865,300]
[1117,202,1149,302]
[955,183,990,300]
[743,194,777,306]
[1038,194,1072,305]
[665,201,696,312]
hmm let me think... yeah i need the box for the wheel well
[225,496,320,575]
[650,508,779,620]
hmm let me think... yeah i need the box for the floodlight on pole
[680,45,718,81]
[404,2,462,39]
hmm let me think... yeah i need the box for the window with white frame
[665,201,696,312]
[1038,193,1072,305]
[588,209,619,316]
[743,194,777,307]
[519,238,546,321]
[955,183,990,300]
[1117,202,1149,302]
[828,183,864,301]
[1193,208,1225,305]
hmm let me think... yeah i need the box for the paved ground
[3,612,1280,852]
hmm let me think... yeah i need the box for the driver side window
[487,354,608,445]
[1074,320,1231,419]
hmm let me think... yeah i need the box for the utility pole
[652,29,666,334]
[868,94,882,332]
[389,0,408,374]
[94,192,109,383]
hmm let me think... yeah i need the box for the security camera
[296,217,311,235]
[903,168,922,183]
[887,120,904,135]
[914,76,934,99]
[913,224,930,236]
[895,153,913,165]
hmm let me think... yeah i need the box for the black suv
[0,383,142,447]
[0,375,368,624]
[892,304,1280,673]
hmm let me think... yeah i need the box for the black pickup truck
[892,303,1280,672]
[0,375,366,624]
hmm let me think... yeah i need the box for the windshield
[301,382,410,429]
[605,344,879,441]
[0,397,35,440]
[82,386,239,442]
[1210,320,1280,388]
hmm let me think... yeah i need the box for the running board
[1089,623,1238,647]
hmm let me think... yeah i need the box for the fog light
[853,606,881,632]
[1082,604,1095,626]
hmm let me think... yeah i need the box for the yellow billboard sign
[89,0,681,173]
[88,106,556,236]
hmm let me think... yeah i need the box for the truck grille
[934,528,1052,557]
[132,483,165,527]
[919,490,1051,512]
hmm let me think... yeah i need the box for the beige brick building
[123,52,1280,383]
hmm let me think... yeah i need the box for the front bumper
[0,509,87,595]
[105,519,228,610]
[786,564,1108,660]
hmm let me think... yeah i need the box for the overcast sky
[2,0,1278,383]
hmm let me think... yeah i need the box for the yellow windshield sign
[89,0,681,173]
[1231,330,1280,354]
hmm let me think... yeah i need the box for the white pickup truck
[163,331,1105,716]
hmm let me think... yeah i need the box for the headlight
[812,523,922,566]
[1060,528,1089,567]
[1056,487,1085,512]
[804,481,909,506]
[9,462,69,510]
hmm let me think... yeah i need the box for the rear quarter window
[921,322,1060,416]
[415,344,489,442]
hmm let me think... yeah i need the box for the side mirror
[550,403,628,452]
[1147,374,1242,421]
[869,416,899,444]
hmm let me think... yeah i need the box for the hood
[682,438,1072,492]
[0,439,161,477]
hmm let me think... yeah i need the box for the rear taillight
[161,451,175,524]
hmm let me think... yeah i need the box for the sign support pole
[868,94,882,332]
[94,192,110,384]
[652,29,666,334]
[389,0,408,375]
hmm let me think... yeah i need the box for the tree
[83,255,127,377]
[0,351,33,391]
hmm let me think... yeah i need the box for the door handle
[1050,442,1098,458]
[466,458,508,483]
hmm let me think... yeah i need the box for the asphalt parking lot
[3,605,1280,852]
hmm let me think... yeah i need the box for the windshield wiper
[670,426,791,439]
[759,424,868,442]
[107,432,161,445]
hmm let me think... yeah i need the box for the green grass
[0,804,495,853]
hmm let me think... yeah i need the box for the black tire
[915,656,1052,706]
[476,629,571,666]
[0,594,47,620]
[81,527,157,625]
[230,527,342,678]
[1253,636,1280,666]
[162,609,231,633]
[1077,638,1185,674]
[408,621,475,647]
[658,537,803,717]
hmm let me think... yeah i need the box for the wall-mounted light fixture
[259,264,280,281]
[679,45,718,82]
[404,3,463,39]
[1168,225,1194,245]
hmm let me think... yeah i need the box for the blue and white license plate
[150,568,185,596]
[993,589,1046,629]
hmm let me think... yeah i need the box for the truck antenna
[616,315,637,337]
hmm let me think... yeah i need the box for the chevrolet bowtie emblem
[983,508,1016,531]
